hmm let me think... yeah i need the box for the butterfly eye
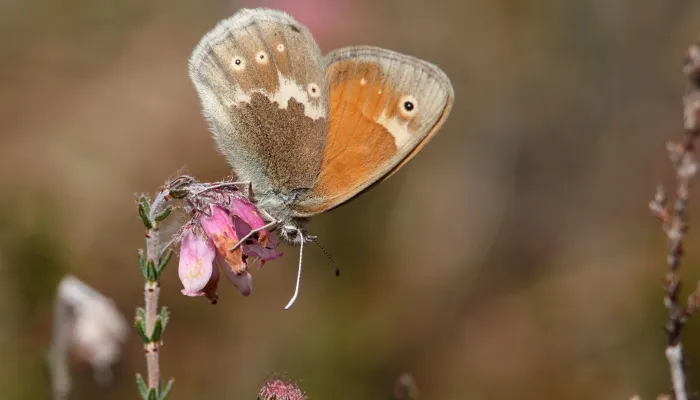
[255,51,269,64]
[398,95,418,118]
[307,83,321,98]
[276,43,285,52]
[232,56,246,71]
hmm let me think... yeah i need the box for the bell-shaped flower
[178,229,218,302]
[178,195,282,302]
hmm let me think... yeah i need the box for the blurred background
[1,0,700,398]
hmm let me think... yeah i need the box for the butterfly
[188,8,453,307]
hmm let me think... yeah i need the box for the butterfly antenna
[309,236,340,277]
[284,231,305,310]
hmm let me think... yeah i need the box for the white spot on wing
[268,71,325,120]
[377,110,412,148]
[233,92,251,104]
[225,71,326,120]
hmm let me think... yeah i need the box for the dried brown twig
[649,39,700,400]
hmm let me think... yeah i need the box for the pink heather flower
[258,379,306,400]
[229,198,281,268]
[178,196,282,302]
[178,230,217,296]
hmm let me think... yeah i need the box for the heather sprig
[134,176,283,399]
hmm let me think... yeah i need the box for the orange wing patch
[306,61,400,212]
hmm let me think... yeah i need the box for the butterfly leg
[228,219,279,253]
[247,181,257,203]
[191,181,251,197]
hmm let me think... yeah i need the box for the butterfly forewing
[292,46,454,217]
[189,8,329,195]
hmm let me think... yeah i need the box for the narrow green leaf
[136,374,149,399]
[159,307,170,331]
[157,249,173,274]
[148,388,157,400]
[150,316,163,342]
[154,206,172,222]
[138,197,154,230]
[147,259,158,281]
[138,250,148,279]
[135,307,146,322]
[139,195,151,215]
[135,319,149,343]
[159,378,174,400]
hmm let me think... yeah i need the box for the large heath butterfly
[188,8,453,307]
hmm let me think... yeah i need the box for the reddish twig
[649,39,700,400]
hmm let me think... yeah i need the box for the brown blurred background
[2,0,700,398]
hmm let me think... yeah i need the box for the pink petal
[178,230,216,294]
[232,216,281,266]
[216,255,252,296]
[229,198,266,230]
[230,198,272,248]
[199,205,246,274]
[243,243,282,267]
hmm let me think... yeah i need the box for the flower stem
[136,183,180,400]
[145,191,168,390]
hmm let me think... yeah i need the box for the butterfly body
[189,8,453,244]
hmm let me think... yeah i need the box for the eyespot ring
[232,56,246,71]
[276,43,285,52]
[398,94,418,118]
[307,83,321,98]
[255,51,269,64]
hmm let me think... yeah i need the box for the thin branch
[649,38,700,399]
[135,180,184,399]
[144,191,168,390]
[667,344,688,400]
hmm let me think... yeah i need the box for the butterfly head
[276,221,308,245]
